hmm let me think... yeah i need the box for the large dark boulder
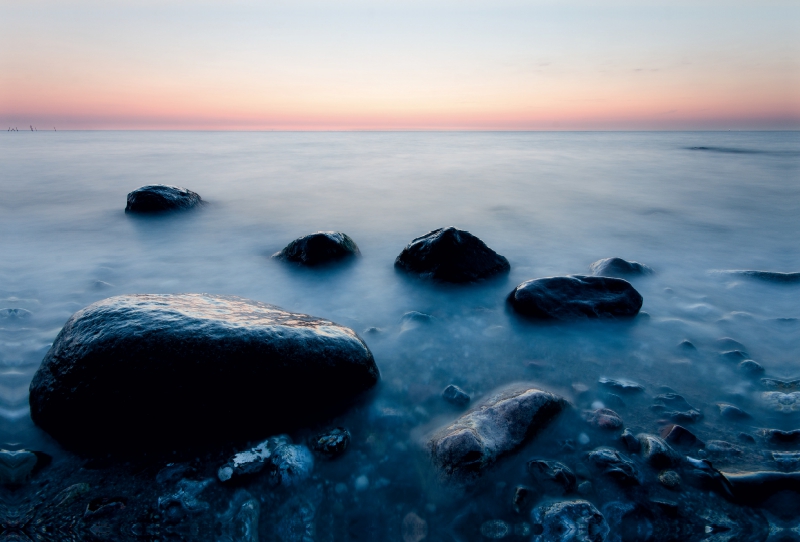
[273,231,360,266]
[29,294,380,450]
[507,275,643,320]
[394,227,510,283]
[125,184,202,213]
[427,384,568,481]
[589,257,653,277]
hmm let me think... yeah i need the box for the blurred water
[0,131,798,481]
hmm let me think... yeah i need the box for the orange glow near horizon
[2,1,798,130]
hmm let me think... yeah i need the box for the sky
[1,0,798,130]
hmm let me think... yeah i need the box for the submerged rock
[508,276,643,320]
[527,460,577,495]
[531,500,609,542]
[651,393,702,423]
[586,447,639,485]
[218,435,313,485]
[310,427,351,459]
[637,434,681,469]
[583,408,624,431]
[660,425,702,449]
[29,294,380,449]
[394,227,510,283]
[761,391,800,413]
[427,384,567,481]
[721,270,800,284]
[125,184,202,213]
[273,231,360,266]
[598,377,644,393]
[738,359,765,376]
[717,403,750,420]
[658,470,681,489]
[761,428,800,444]
[589,257,653,278]
[442,384,471,406]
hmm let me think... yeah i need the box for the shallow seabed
[1,131,799,540]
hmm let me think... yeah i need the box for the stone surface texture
[273,231,360,266]
[125,184,202,213]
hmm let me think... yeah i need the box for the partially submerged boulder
[589,257,653,278]
[125,184,202,213]
[427,384,568,481]
[507,276,643,320]
[395,227,510,283]
[273,231,360,266]
[29,294,380,449]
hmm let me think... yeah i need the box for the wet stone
[583,408,624,431]
[427,385,567,481]
[717,403,751,420]
[589,257,653,277]
[508,275,643,320]
[526,459,577,495]
[652,393,702,423]
[620,429,640,453]
[273,231,360,266]
[586,447,639,485]
[598,377,644,393]
[394,227,510,283]
[638,434,680,469]
[531,500,610,542]
[442,384,471,406]
[660,424,703,449]
[658,470,681,489]
[310,427,351,459]
[739,360,765,376]
[125,184,202,213]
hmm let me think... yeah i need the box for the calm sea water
[1,131,799,537]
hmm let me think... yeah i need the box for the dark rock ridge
[589,257,653,277]
[427,384,568,481]
[394,227,510,283]
[273,231,360,266]
[125,184,202,213]
[28,294,380,449]
[721,270,800,284]
[507,276,643,320]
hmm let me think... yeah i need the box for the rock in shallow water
[527,460,577,495]
[589,257,653,278]
[586,447,639,485]
[28,294,380,449]
[218,435,314,485]
[638,434,681,469]
[442,384,470,406]
[125,184,202,213]
[531,500,609,542]
[508,276,643,320]
[273,231,360,266]
[427,384,567,481]
[310,427,351,458]
[394,227,510,283]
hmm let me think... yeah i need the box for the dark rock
[720,470,800,505]
[526,460,577,494]
[660,424,703,449]
[706,440,742,456]
[273,231,360,266]
[28,294,380,449]
[598,377,644,393]
[762,428,800,444]
[771,452,800,471]
[620,429,640,453]
[651,393,702,423]
[677,340,696,351]
[508,275,643,320]
[717,403,750,420]
[125,184,202,213]
[715,337,746,351]
[218,435,312,486]
[577,481,592,496]
[583,408,624,431]
[513,485,533,514]
[427,384,568,481]
[658,470,681,489]
[531,500,609,542]
[589,257,653,277]
[602,393,625,409]
[637,434,681,468]
[84,496,126,520]
[400,311,435,332]
[586,447,639,485]
[442,384,471,406]
[310,427,351,459]
[738,359,765,376]
[720,350,749,362]
[394,227,510,283]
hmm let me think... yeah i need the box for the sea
[1,131,798,540]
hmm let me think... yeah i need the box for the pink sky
[2,1,798,130]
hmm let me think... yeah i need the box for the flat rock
[125,184,202,213]
[28,294,380,449]
[508,276,643,320]
[273,231,360,266]
[427,384,567,481]
[589,257,653,278]
[394,227,510,283]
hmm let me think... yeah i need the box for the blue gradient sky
[2,0,798,130]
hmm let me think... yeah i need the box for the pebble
[513,485,532,514]
[658,470,681,489]
[586,447,639,485]
[660,424,703,448]
[583,408,624,431]
[637,434,681,468]
[442,384,471,406]
[620,429,640,453]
